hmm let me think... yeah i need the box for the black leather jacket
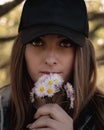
[74,92,104,130]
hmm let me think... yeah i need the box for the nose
[44,50,57,66]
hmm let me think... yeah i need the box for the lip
[40,71,62,75]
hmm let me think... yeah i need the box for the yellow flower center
[48,80,53,85]
[47,88,53,94]
[39,86,44,92]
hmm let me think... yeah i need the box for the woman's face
[25,35,75,83]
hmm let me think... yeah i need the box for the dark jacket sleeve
[74,92,104,130]
[0,85,11,130]
[92,91,104,130]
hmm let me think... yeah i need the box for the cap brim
[20,25,85,46]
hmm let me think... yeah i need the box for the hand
[27,103,73,130]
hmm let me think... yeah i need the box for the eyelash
[60,39,72,48]
[31,38,73,48]
[32,38,43,47]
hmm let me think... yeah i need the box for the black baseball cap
[18,0,89,46]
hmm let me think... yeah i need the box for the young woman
[0,0,104,130]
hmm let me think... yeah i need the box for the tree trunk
[0,0,24,17]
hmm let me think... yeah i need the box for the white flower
[30,74,62,98]
[33,74,63,98]
[37,74,48,83]
[34,82,46,97]
[52,73,64,87]
[45,85,56,97]
[30,87,36,102]
[64,82,74,108]
[45,76,54,86]
[70,97,75,109]
[44,73,64,87]
[64,83,74,98]
[30,74,75,109]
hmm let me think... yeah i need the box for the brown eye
[60,39,73,48]
[32,37,43,47]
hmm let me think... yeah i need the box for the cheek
[62,51,75,82]
[25,57,38,82]
[25,46,40,82]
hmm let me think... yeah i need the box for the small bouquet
[30,74,74,109]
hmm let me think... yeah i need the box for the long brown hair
[73,38,97,119]
[10,35,97,129]
[10,35,34,130]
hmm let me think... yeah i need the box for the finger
[28,115,59,129]
[35,104,72,123]
[27,115,50,128]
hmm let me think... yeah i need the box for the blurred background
[0,0,104,92]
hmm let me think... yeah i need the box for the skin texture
[25,35,75,130]
[27,104,73,130]
[25,35,75,83]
